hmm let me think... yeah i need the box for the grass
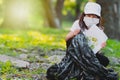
[102,39,120,58]
[0,24,69,79]
[0,21,120,79]
[0,27,68,56]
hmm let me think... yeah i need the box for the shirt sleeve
[70,20,80,32]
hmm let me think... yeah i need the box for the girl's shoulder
[73,19,79,24]
[72,19,80,27]
[70,19,80,32]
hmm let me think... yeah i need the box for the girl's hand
[101,42,106,48]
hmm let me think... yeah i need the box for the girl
[66,2,109,67]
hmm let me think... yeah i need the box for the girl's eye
[85,14,98,18]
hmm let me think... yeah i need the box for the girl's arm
[65,29,80,41]
[66,20,80,41]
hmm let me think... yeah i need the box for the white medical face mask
[83,17,99,28]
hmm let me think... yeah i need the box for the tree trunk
[41,0,60,28]
[55,0,64,26]
[119,0,120,33]
[1,0,28,29]
[75,0,82,19]
[97,0,120,40]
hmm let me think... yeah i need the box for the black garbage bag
[96,52,110,67]
[46,32,118,80]
[67,35,110,67]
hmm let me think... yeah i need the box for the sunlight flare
[10,3,30,19]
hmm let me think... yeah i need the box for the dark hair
[78,13,104,31]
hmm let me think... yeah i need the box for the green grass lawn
[0,21,120,79]
[0,27,68,79]
[0,27,68,55]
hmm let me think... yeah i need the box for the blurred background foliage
[0,0,119,39]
